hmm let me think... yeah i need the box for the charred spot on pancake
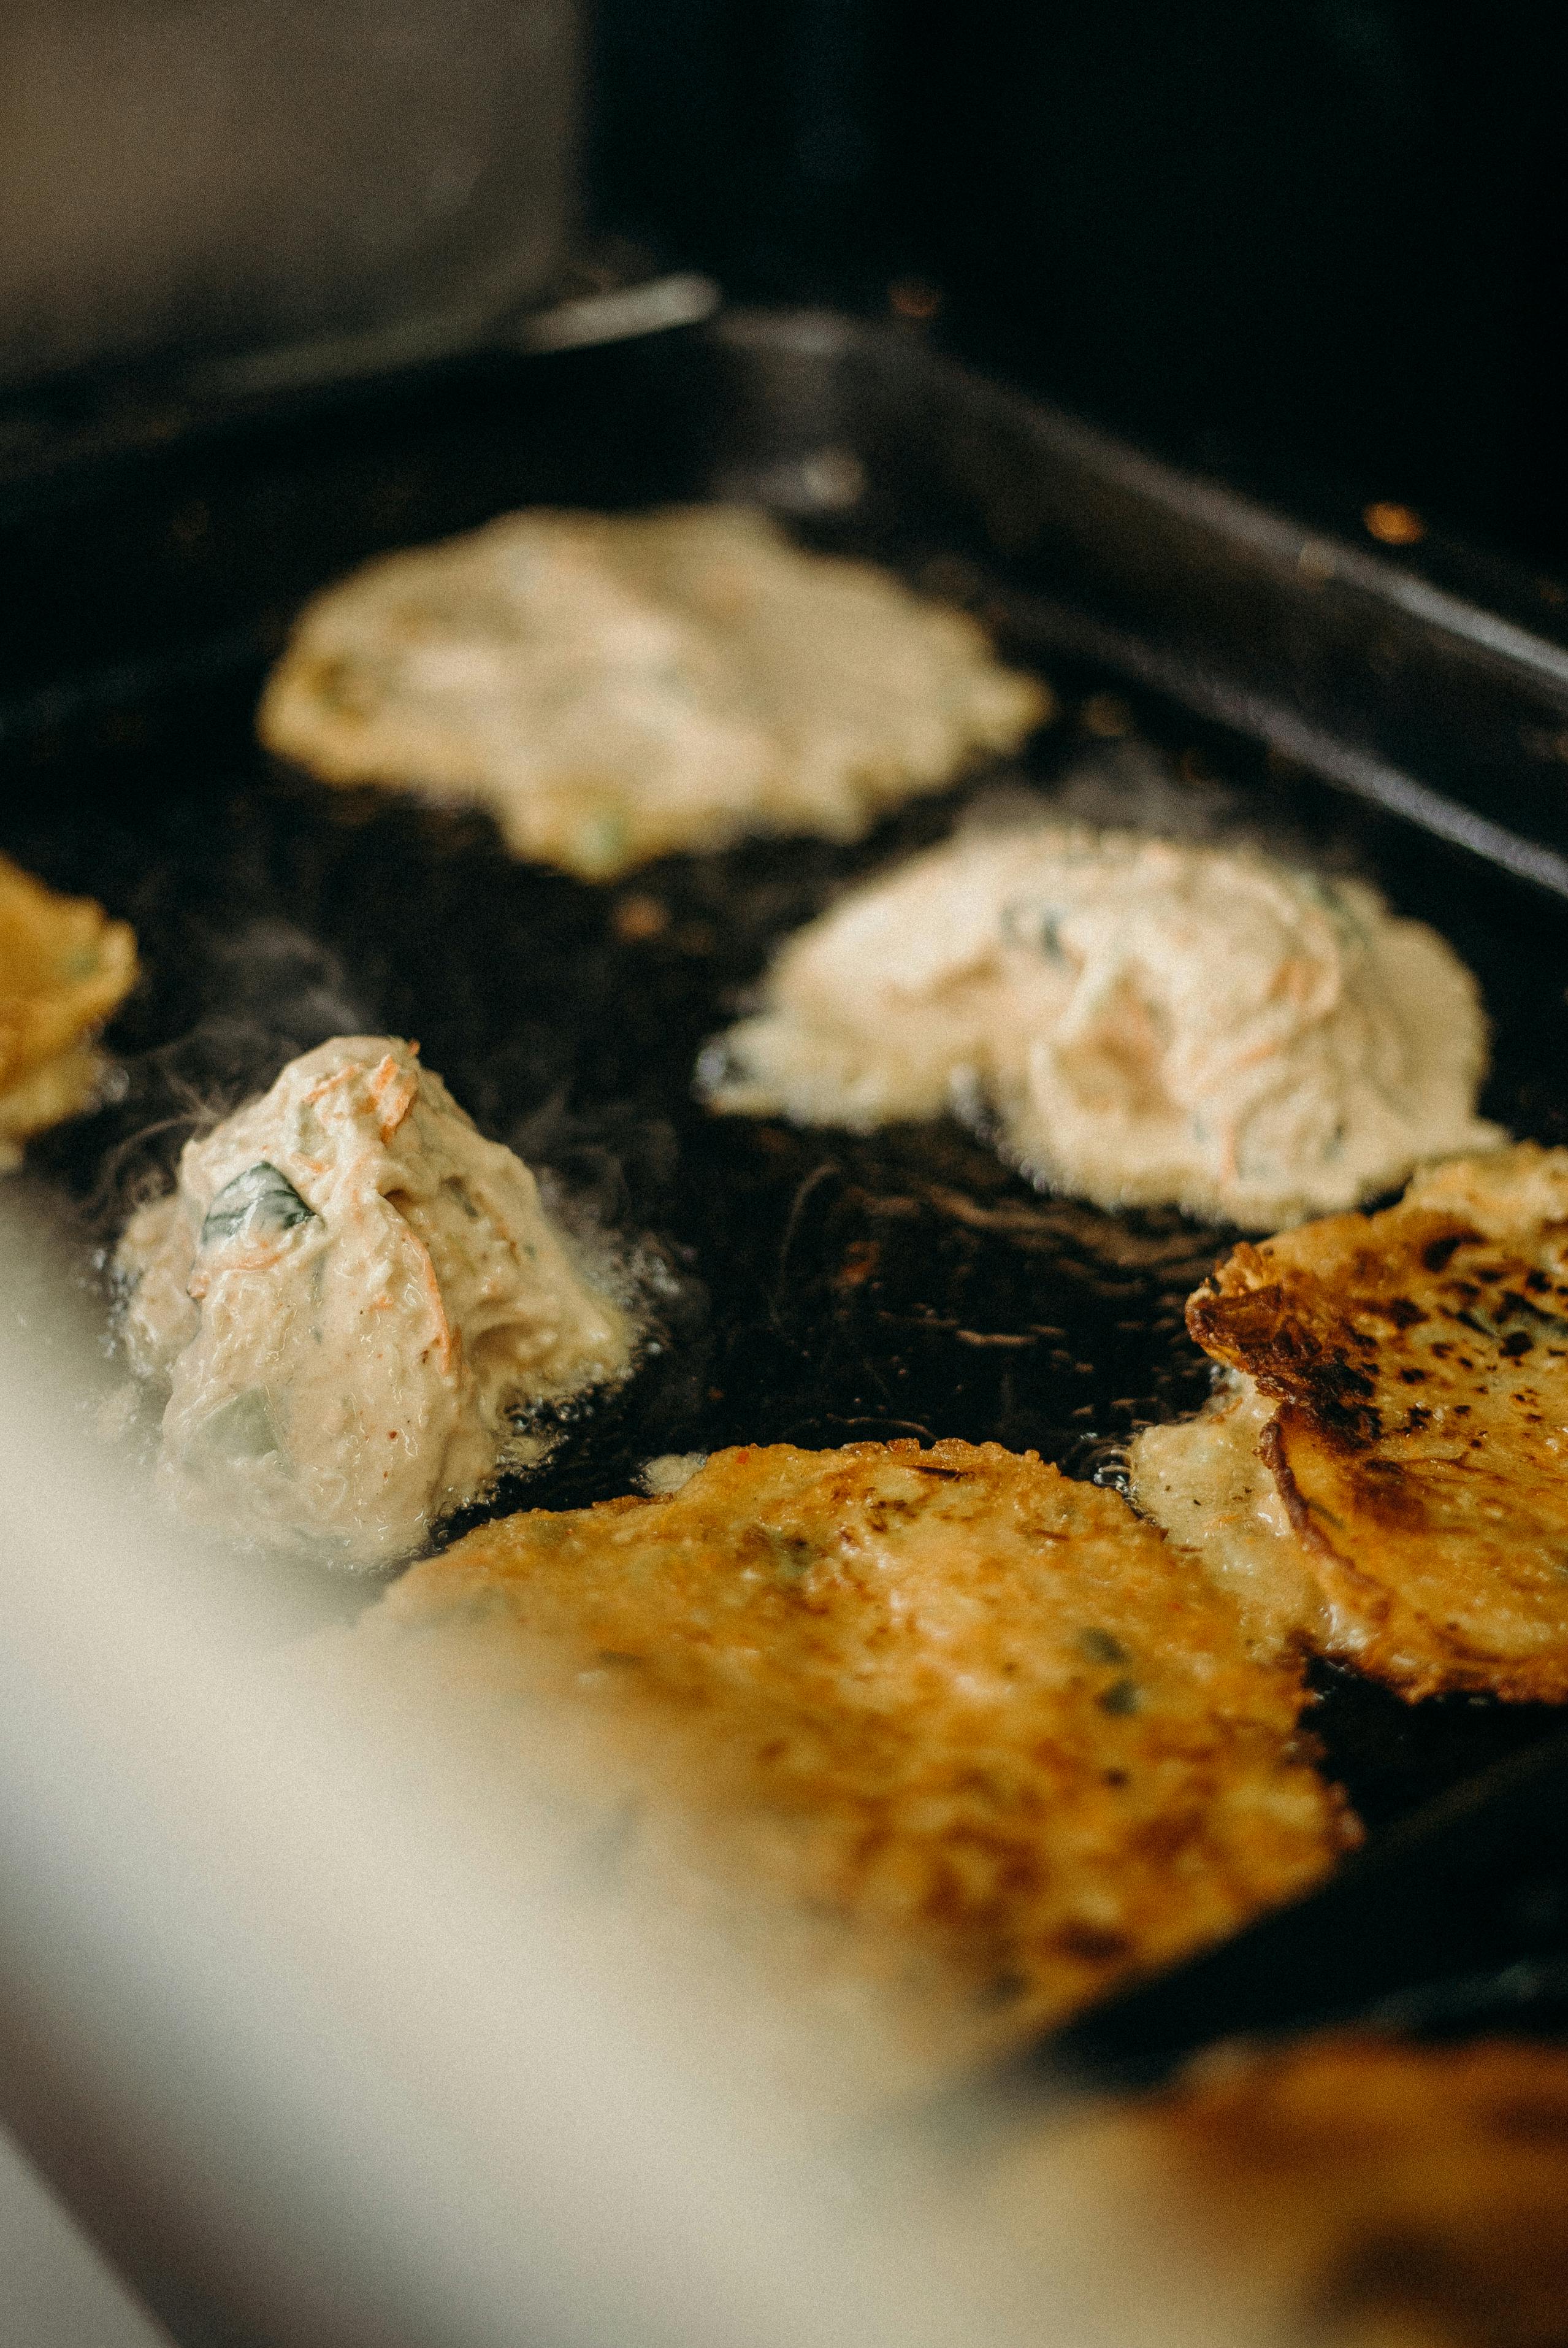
[1187,1263,1383,1444]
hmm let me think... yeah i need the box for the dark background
[590,1,1568,574]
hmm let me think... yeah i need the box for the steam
[63,916,373,1231]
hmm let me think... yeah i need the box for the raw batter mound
[115,1036,632,1567]
[1133,1145,1568,1698]
[258,505,1047,879]
[1113,2033,1568,2348]
[700,823,1500,1227]
[0,852,137,1167]
[332,1440,1356,2030]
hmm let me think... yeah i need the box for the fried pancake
[338,1440,1355,2034]
[0,852,137,1167]
[701,821,1499,1228]
[1114,2033,1568,2348]
[1171,1145,1568,1700]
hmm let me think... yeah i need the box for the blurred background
[5,0,1564,570]
[592,0,1568,571]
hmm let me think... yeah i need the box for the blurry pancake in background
[115,1036,635,1568]
[258,505,1049,880]
[699,823,1499,1229]
[1132,1146,1568,1699]
[0,851,137,1169]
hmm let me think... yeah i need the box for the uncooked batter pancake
[115,1035,632,1567]
[1,851,137,1167]
[258,505,1047,878]
[1130,1376,1325,1660]
[329,1439,1356,2030]
[1132,1145,1568,1699]
[700,822,1499,1227]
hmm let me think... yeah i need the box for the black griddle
[8,305,1568,2011]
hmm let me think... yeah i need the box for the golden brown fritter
[1130,1374,1325,1660]
[1183,1146,1568,1701]
[350,1440,1355,2033]
[1122,2033,1568,2348]
[1,852,137,1165]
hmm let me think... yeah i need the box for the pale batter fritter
[258,505,1047,879]
[1133,1145,1568,1700]
[332,1439,1356,2032]
[116,1036,632,1567]
[700,823,1498,1228]
[0,851,137,1167]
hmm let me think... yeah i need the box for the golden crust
[362,1439,1355,2030]
[0,853,137,1161]
[1187,1144,1568,1701]
[1127,2033,1568,2348]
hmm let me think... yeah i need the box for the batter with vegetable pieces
[700,823,1499,1227]
[1132,1145,1568,1699]
[258,505,1047,880]
[115,1036,632,1567]
[326,1440,1357,2031]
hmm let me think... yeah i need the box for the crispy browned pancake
[1,851,137,1164]
[1187,1146,1568,1701]
[1121,2033,1568,2348]
[350,1440,1354,2033]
